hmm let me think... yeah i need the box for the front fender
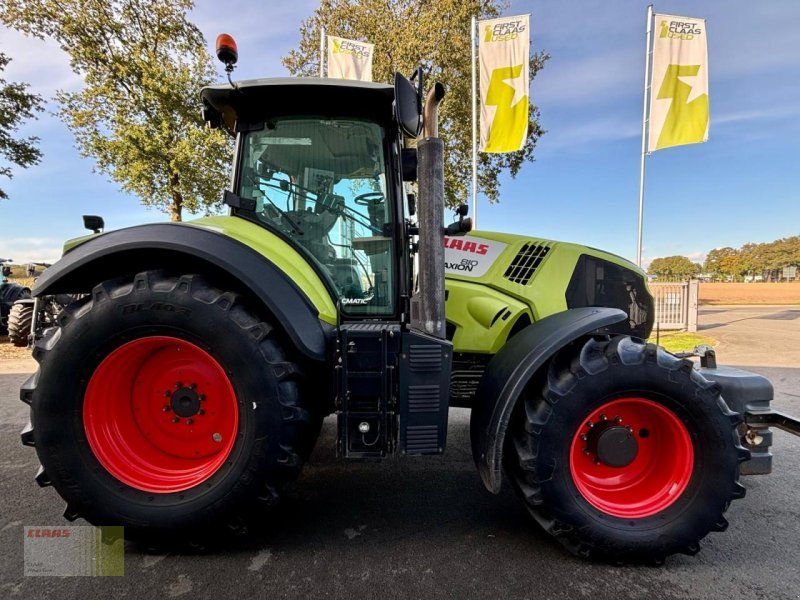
[33,223,331,361]
[470,307,628,493]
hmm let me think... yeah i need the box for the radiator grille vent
[409,345,442,371]
[503,242,550,285]
[408,385,440,413]
[405,425,439,453]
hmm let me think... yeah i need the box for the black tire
[8,302,33,347]
[0,283,30,335]
[22,271,319,539]
[505,335,748,564]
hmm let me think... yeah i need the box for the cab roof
[201,77,395,133]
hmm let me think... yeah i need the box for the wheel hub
[169,385,202,418]
[584,419,638,468]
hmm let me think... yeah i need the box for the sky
[0,0,798,266]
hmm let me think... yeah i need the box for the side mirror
[394,72,422,137]
[401,148,417,181]
[83,215,105,234]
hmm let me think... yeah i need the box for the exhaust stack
[410,82,446,339]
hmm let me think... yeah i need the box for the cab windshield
[239,118,395,316]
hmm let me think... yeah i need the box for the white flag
[327,35,374,82]
[648,14,709,152]
[479,14,530,153]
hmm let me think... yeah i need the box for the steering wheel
[354,192,385,206]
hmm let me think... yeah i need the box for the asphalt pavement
[1,306,799,599]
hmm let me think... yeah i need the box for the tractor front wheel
[505,336,748,563]
[23,271,317,540]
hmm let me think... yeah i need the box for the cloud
[713,106,800,126]
[0,237,62,264]
[538,114,639,155]
[535,49,641,108]
[0,28,82,96]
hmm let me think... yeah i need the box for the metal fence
[649,280,699,332]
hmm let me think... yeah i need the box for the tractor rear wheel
[8,301,33,346]
[505,336,748,563]
[22,271,318,540]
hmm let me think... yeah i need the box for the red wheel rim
[83,336,238,493]
[569,397,693,519]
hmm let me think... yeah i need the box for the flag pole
[636,5,654,268]
[471,15,478,229]
[319,27,326,78]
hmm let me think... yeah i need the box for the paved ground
[1,306,799,599]
[699,305,800,367]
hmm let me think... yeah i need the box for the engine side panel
[444,231,653,351]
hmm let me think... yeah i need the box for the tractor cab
[202,78,410,319]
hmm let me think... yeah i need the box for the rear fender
[32,223,331,361]
[470,307,628,493]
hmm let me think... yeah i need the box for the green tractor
[19,39,800,563]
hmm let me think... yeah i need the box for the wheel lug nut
[172,416,180,424]
[199,394,206,401]
[580,434,588,441]
[175,382,183,389]
[198,409,205,416]
[600,414,607,421]
[212,433,222,443]
[186,418,193,425]
[162,405,171,412]
[615,416,623,424]
[583,448,591,455]
[190,383,197,390]
[164,390,172,397]
[586,420,594,428]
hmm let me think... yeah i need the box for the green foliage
[1,0,231,221]
[282,0,549,208]
[703,236,800,281]
[648,255,700,281]
[0,53,44,200]
[647,331,716,354]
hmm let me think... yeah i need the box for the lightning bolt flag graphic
[484,64,529,153]
[654,64,709,150]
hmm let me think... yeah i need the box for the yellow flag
[648,14,709,152]
[479,15,530,153]
[327,35,374,82]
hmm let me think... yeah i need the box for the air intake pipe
[410,82,446,339]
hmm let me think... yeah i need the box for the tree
[704,246,738,281]
[0,53,44,200]
[282,0,549,208]
[1,0,231,221]
[648,255,700,281]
